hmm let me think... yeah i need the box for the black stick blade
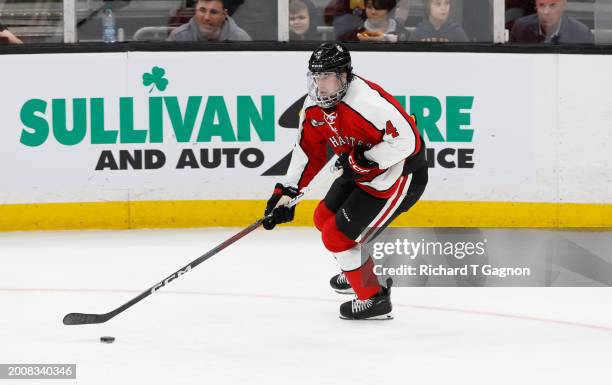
[63,312,108,325]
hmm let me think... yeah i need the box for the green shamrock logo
[142,66,169,93]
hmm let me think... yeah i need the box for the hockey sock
[343,257,381,300]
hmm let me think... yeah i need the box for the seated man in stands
[510,0,593,44]
[167,0,251,42]
[0,21,23,44]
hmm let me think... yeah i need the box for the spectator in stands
[510,0,593,43]
[325,0,409,39]
[0,21,23,44]
[290,0,319,41]
[339,0,401,42]
[167,0,251,42]
[408,0,468,42]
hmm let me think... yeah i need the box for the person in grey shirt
[168,0,251,42]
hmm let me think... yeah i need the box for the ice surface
[0,228,611,385]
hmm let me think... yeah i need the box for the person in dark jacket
[339,0,401,42]
[408,0,468,42]
[510,0,593,44]
[324,0,410,39]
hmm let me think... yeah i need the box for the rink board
[1,200,611,230]
[0,51,610,230]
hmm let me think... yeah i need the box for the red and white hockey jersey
[285,75,425,199]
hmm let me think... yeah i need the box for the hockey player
[263,42,428,320]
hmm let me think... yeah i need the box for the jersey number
[385,120,399,138]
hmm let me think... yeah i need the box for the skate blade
[334,288,355,295]
[339,313,394,321]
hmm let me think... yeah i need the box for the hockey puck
[100,336,115,344]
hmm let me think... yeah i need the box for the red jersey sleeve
[285,106,328,191]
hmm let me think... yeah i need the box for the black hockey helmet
[307,43,353,108]
[308,42,353,80]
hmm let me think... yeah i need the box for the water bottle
[102,4,117,43]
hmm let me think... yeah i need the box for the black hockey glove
[263,183,300,230]
[335,146,381,180]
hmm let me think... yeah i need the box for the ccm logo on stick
[151,266,192,293]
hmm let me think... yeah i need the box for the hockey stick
[63,168,342,325]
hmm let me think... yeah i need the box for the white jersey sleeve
[343,77,418,170]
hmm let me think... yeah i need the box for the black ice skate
[330,272,355,294]
[339,285,393,320]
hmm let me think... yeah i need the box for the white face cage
[307,71,348,109]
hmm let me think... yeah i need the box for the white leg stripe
[354,178,402,243]
[357,174,412,243]
[333,245,362,271]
